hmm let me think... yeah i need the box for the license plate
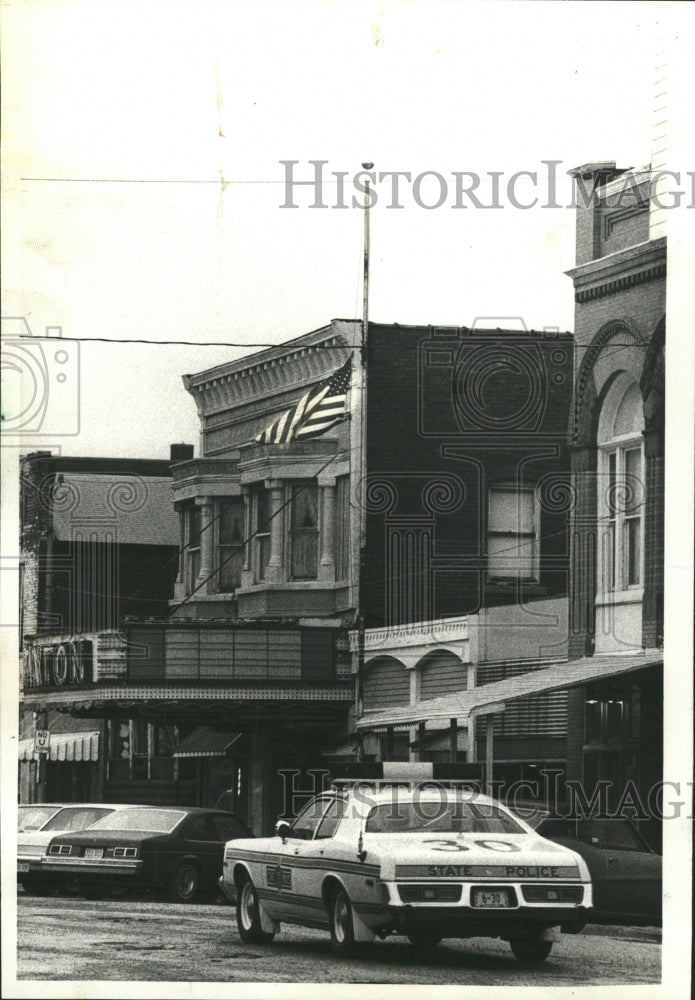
[84,848,104,860]
[17,862,30,873]
[473,889,510,908]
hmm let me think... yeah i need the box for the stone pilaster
[318,482,336,582]
[642,427,664,649]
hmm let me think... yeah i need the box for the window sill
[237,581,347,594]
[595,589,644,607]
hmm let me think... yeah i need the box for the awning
[355,651,663,730]
[173,726,242,758]
[18,731,100,762]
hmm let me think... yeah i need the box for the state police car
[220,764,592,961]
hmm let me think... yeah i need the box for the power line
[17,334,651,349]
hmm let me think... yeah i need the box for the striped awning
[18,731,100,762]
[356,651,663,730]
[173,726,242,758]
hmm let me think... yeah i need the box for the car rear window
[18,806,62,831]
[365,799,524,835]
[41,807,114,832]
[87,808,186,834]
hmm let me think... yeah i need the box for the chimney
[170,443,194,463]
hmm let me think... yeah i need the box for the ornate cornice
[566,237,666,304]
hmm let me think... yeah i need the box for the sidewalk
[582,924,661,944]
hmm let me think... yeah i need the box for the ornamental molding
[20,684,355,708]
[574,262,666,303]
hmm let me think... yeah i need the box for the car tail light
[112,847,138,858]
[48,844,72,856]
[397,883,463,903]
[521,885,584,903]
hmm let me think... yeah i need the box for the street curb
[581,924,661,944]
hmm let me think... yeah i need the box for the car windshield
[87,808,186,834]
[41,807,114,832]
[18,806,62,832]
[365,799,525,835]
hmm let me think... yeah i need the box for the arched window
[597,375,645,596]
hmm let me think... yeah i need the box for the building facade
[19,451,180,803]
[564,162,665,840]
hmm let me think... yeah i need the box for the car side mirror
[275,820,291,842]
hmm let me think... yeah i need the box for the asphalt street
[15,892,661,986]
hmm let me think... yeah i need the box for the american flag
[255,357,352,444]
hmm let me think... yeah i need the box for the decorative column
[318,481,336,582]
[264,481,284,583]
[196,497,214,594]
[173,505,186,600]
[568,445,597,659]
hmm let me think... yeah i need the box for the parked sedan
[42,806,252,902]
[18,803,131,895]
[534,816,661,927]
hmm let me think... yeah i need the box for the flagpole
[356,161,373,762]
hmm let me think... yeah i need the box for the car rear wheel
[407,930,443,949]
[329,888,356,958]
[169,861,200,903]
[237,876,275,943]
[510,938,553,963]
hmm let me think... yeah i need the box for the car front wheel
[237,876,275,943]
[169,862,200,903]
[509,938,553,963]
[329,888,356,958]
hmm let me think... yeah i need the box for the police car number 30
[219,764,593,962]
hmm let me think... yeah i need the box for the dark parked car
[535,816,661,927]
[42,805,252,902]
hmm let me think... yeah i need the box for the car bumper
[42,857,143,877]
[218,876,237,905]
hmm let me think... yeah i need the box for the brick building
[563,162,664,833]
[18,452,180,803]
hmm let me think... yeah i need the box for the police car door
[272,795,335,924]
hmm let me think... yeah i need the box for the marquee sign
[23,639,93,689]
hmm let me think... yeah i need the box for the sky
[0,0,688,459]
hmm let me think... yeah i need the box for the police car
[220,764,592,961]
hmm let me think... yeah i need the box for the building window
[255,488,271,582]
[487,485,538,581]
[185,503,202,593]
[218,499,244,592]
[289,482,318,580]
[584,689,631,743]
[598,379,644,594]
[335,475,350,580]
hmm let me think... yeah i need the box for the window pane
[488,489,533,533]
[608,452,617,516]
[335,476,350,580]
[488,533,534,578]
[585,699,602,742]
[219,500,244,592]
[624,448,643,513]
[290,483,318,579]
[602,523,616,592]
[605,698,626,739]
[623,517,641,586]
